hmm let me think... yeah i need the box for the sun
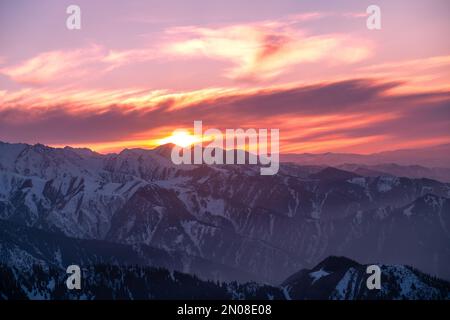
[158,130,201,148]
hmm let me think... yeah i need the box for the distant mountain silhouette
[281,143,450,168]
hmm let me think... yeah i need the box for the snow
[375,207,389,219]
[423,194,444,210]
[287,188,300,217]
[180,220,204,255]
[22,284,48,300]
[403,205,414,217]
[281,286,292,300]
[1,140,450,290]
[376,176,400,193]
[309,268,331,284]
[331,268,358,299]
[354,211,363,224]
[2,245,48,271]
[382,265,441,299]
[205,197,225,217]
[311,192,330,219]
[47,278,55,291]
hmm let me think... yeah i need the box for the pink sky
[0,0,449,154]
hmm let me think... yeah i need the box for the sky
[0,0,449,154]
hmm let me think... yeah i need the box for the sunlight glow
[158,130,201,147]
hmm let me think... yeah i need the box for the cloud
[286,12,330,22]
[0,78,448,154]
[0,45,156,85]
[0,11,374,86]
[1,45,102,85]
[102,48,157,71]
[164,21,372,81]
[357,55,450,94]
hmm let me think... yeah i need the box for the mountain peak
[152,143,178,158]
[314,256,360,272]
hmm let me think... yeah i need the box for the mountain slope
[0,219,255,283]
[0,263,283,300]
[282,256,450,300]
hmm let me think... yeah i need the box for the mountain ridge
[1,255,448,300]
[0,140,449,284]
[2,140,450,167]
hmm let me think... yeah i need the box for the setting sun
[158,130,201,147]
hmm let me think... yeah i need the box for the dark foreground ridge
[1,256,449,300]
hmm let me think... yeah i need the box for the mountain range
[281,143,450,173]
[0,140,449,299]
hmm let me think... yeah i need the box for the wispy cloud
[1,45,103,85]
[0,11,373,86]
[357,55,450,94]
[0,45,156,85]
[164,20,372,81]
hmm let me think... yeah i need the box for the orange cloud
[0,85,249,113]
[1,78,448,155]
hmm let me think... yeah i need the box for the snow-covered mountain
[0,141,449,284]
[282,256,450,300]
